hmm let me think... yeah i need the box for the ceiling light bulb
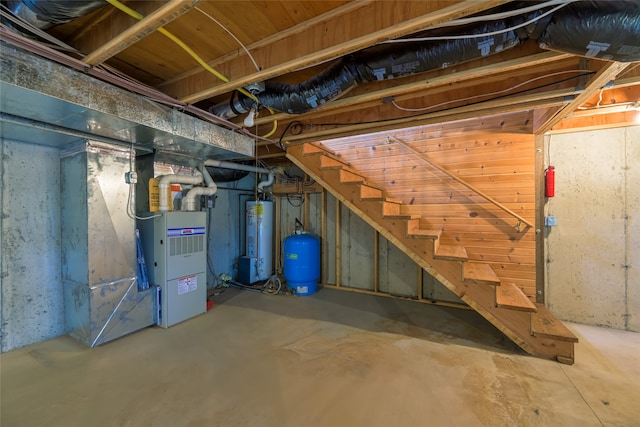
[244,109,256,127]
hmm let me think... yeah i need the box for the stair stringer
[287,145,574,362]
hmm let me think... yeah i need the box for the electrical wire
[383,2,571,43]
[425,0,576,29]
[105,0,278,138]
[391,70,594,113]
[125,146,161,221]
[194,6,261,73]
[307,71,594,128]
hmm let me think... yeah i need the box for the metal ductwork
[3,0,106,30]
[212,1,640,118]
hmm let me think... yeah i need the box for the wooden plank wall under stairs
[285,114,577,363]
[323,112,538,297]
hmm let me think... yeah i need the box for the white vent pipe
[182,166,218,211]
[158,172,203,212]
[203,159,275,192]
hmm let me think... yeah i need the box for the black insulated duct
[537,0,640,62]
[214,14,534,116]
[3,0,106,30]
[212,1,640,118]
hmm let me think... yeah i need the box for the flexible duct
[4,0,106,29]
[212,2,640,118]
[212,11,536,117]
[537,1,640,62]
[158,172,203,212]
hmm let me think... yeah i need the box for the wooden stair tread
[408,228,442,239]
[320,155,350,169]
[434,245,467,261]
[360,184,384,200]
[463,262,500,285]
[531,304,579,343]
[303,142,337,156]
[496,282,537,312]
[385,197,403,204]
[286,144,577,364]
[338,168,365,183]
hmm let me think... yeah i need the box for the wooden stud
[275,196,280,273]
[321,189,327,286]
[336,200,341,287]
[417,266,423,300]
[374,230,379,293]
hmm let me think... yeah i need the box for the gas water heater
[240,200,273,284]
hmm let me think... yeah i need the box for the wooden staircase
[287,142,578,363]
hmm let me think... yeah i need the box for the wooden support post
[336,200,341,287]
[303,174,310,230]
[321,190,327,285]
[418,266,424,300]
[374,230,379,293]
[535,134,545,304]
[275,196,280,274]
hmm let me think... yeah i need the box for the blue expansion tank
[284,232,320,296]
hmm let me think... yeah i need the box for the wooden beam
[551,110,640,133]
[179,0,511,103]
[158,0,375,88]
[536,61,631,134]
[282,88,570,143]
[256,50,572,126]
[84,0,202,66]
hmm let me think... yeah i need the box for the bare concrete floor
[2,288,639,427]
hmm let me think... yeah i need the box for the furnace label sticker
[178,275,198,295]
[168,227,205,237]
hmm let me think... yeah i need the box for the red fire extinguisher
[545,166,555,197]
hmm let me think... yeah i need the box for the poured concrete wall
[0,140,64,352]
[546,126,639,331]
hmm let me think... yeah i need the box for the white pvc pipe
[203,159,274,192]
[257,173,275,191]
[183,167,217,211]
[158,173,203,212]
